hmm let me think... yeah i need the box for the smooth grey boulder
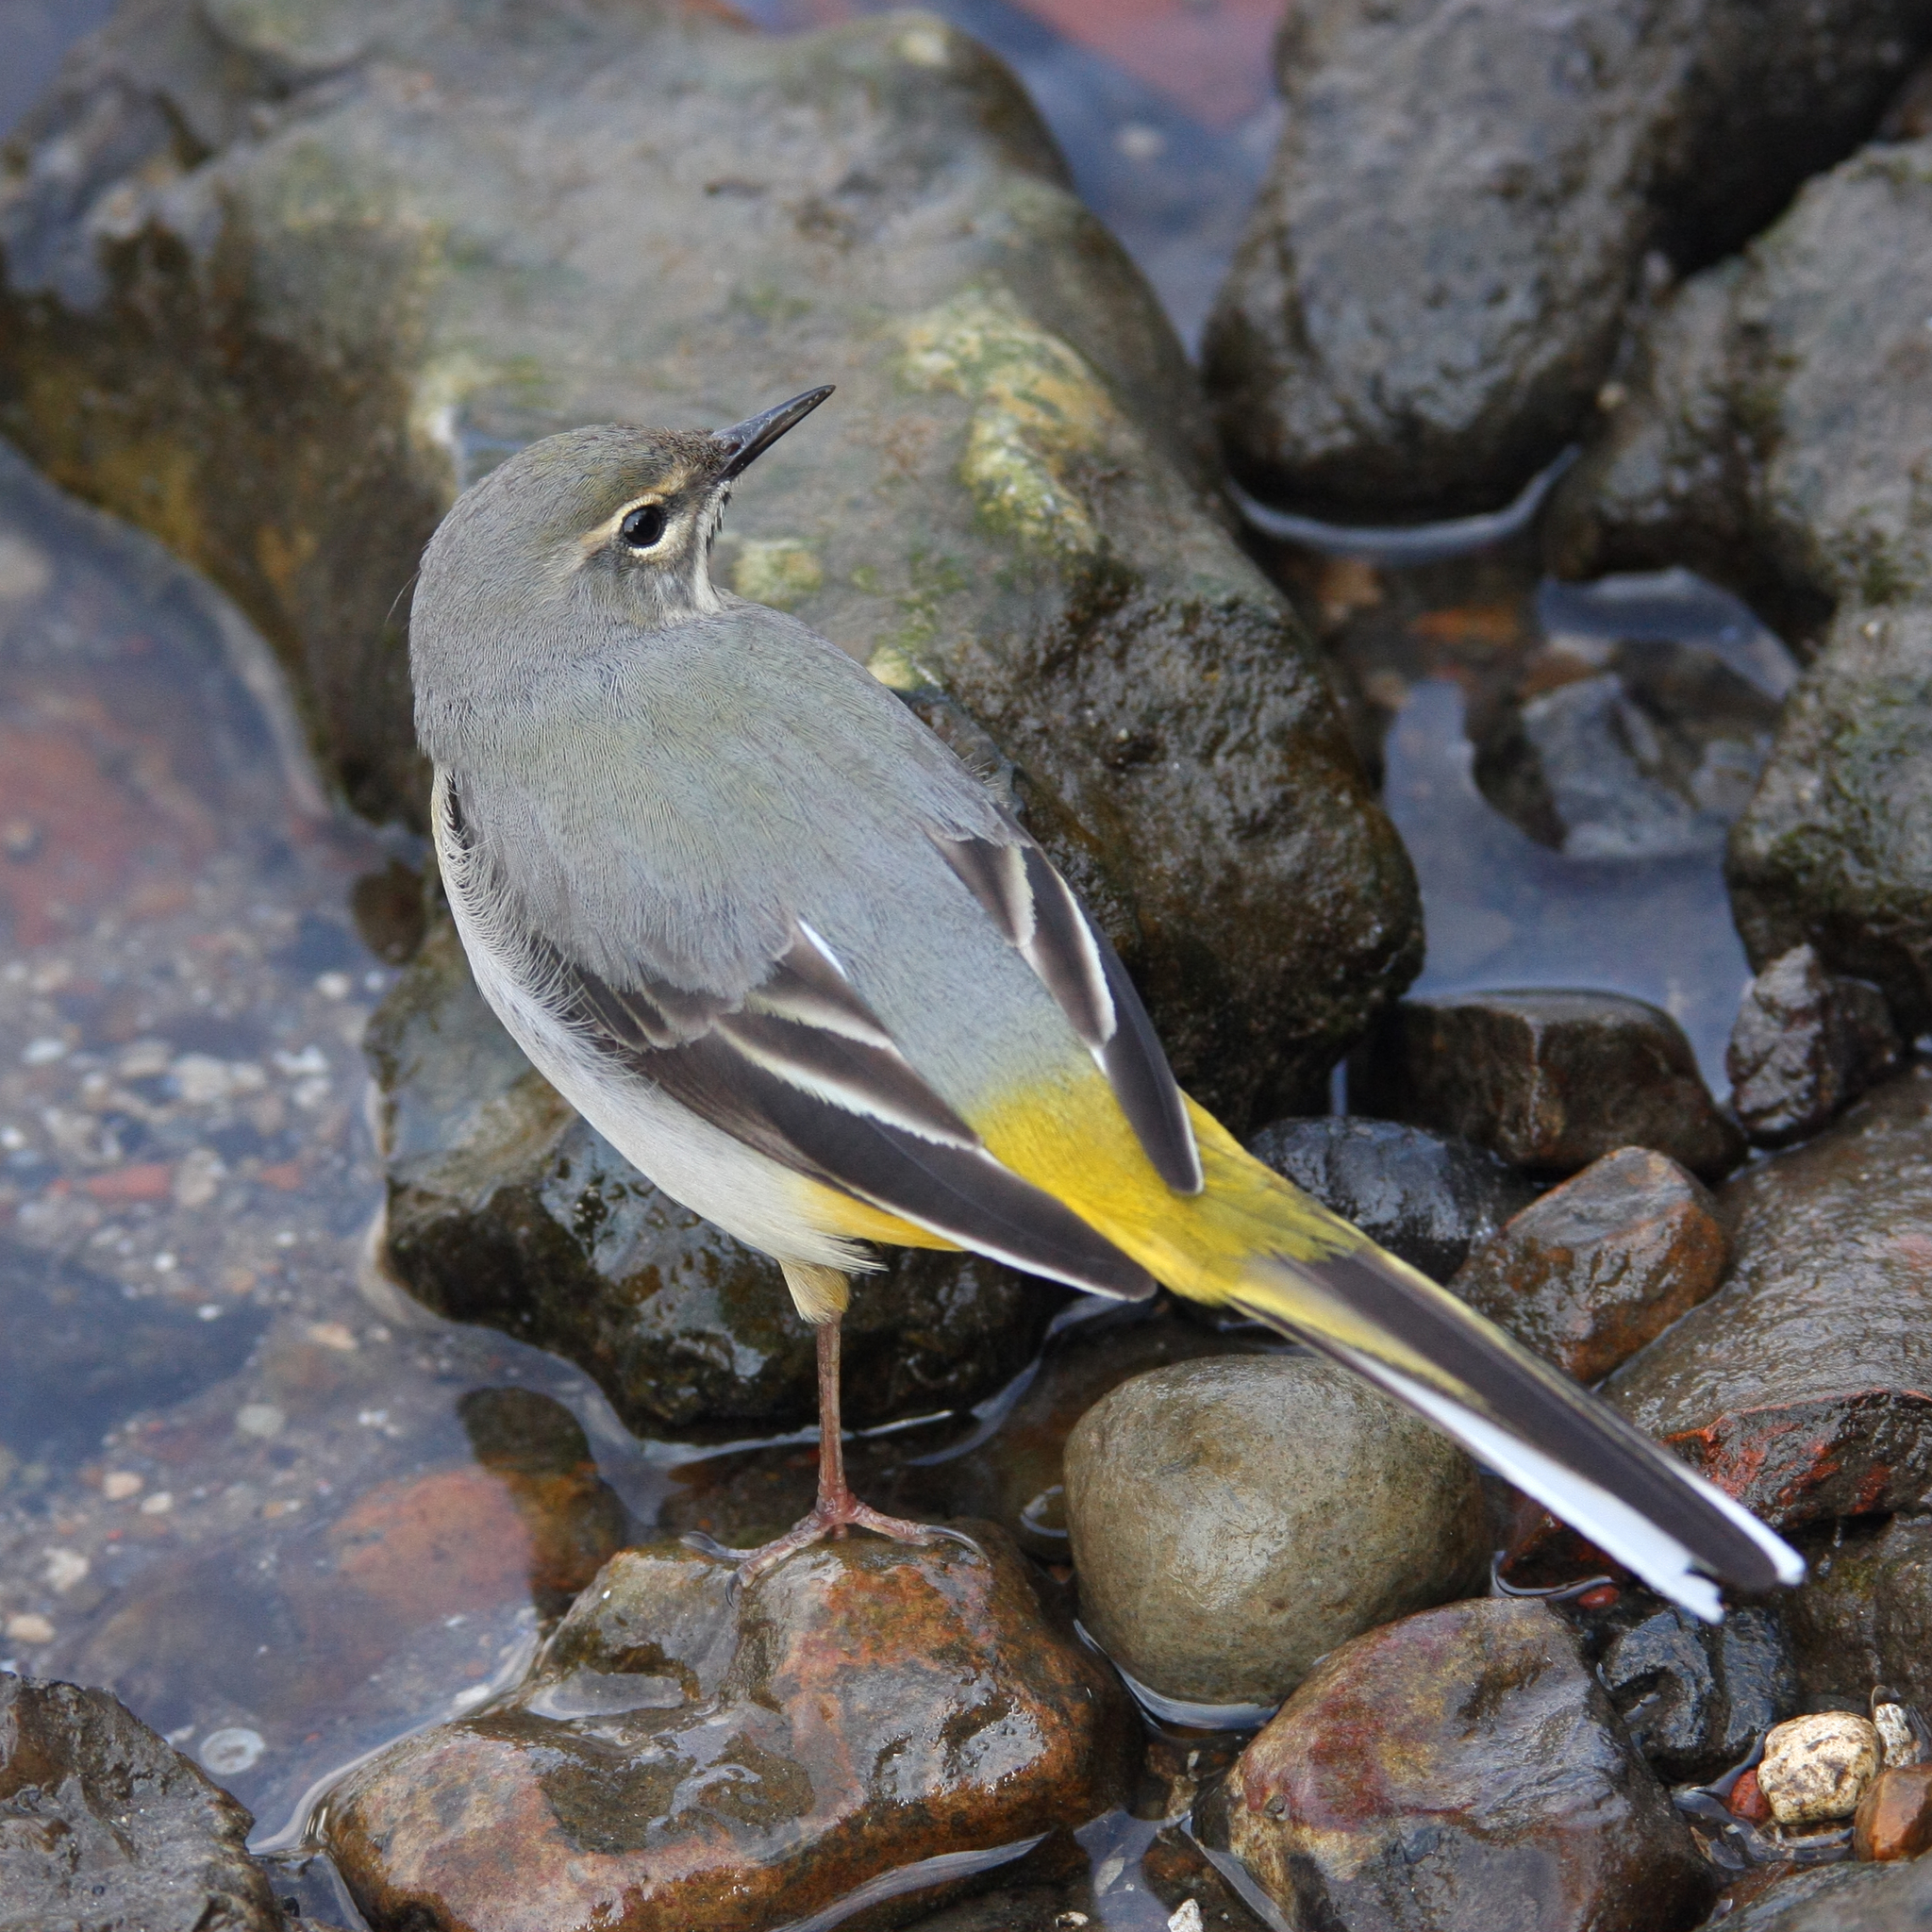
[0,1672,280,1932]
[1063,1355,1487,1707]
[366,913,1064,1435]
[1548,142,1932,1034]
[1202,0,1932,519]
[0,0,1419,1125]
[1604,1064,1932,1531]
[1246,1114,1539,1284]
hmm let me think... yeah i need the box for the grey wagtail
[410,385,1801,1610]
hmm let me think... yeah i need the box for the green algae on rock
[0,0,1418,1124]
[366,914,1066,1434]
[325,1529,1134,1932]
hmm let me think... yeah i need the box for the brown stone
[1348,990,1745,1178]
[325,1529,1134,1932]
[1605,1064,1932,1530]
[1221,1597,1714,1932]
[1449,1146,1728,1384]
[1854,1763,1932,1861]
[1727,944,1901,1148]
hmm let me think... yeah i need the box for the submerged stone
[1245,1115,1539,1284]
[325,1529,1134,1932]
[0,0,1418,1126]
[366,916,1064,1435]
[1063,1355,1487,1708]
[1348,990,1744,1179]
[1449,1146,1728,1385]
[0,1672,280,1932]
[1202,0,1930,519]
[1605,1064,1932,1529]
[1221,1597,1714,1932]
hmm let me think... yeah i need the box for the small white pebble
[357,1408,389,1428]
[1875,1702,1924,1769]
[274,1229,297,1248]
[274,1044,329,1077]
[235,1404,285,1440]
[1116,121,1167,162]
[1758,1711,1881,1825]
[23,1036,68,1066]
[117,1040,173,1079]
[1093,1855,1125,1895]
[102,1471,143,1501]
[896,25,947,65]
[152,1252,176,1274]
[173,1146,225,1209]
[307,1321,358,1352]
[140,1491,174,1515]
[42,1548,89,1594]
[197,1304,224,1322]
[1168,1904,1203,1932]
[314,972,352,1000]
[5,1613,54,1644]
[0,1125,25,1150]
[200,1727,265,1774]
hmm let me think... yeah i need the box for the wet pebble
[1715,1854,1932,1928]
[1757,1712,1882,1827]
[1785,1514,1932,1715]
[326,1529,1132,1932]
[1448,1146,1727,1385]
[1348,990,1744,1179]
[0,1671,280,1930]
[1245,1115,1539,1284]
[1064,1356,1487,1709]
[1726,944,1902,1149]
[1219,1597,1714,1932]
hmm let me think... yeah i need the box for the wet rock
[1448,1147,1728,1385]
[1245,1115,1540,1284]
[1727,945,1904,1148]
[1348,991,1745,1180]
[1548,143,1932,1035]
[1784,1514,1932,1711]
[0,0,1420,1126]
[1063,1355,1487,1708]
[1469,638,1781,860]
[1758,1712,1882,1826]
[1220,1597,1714,1932]
[325,1529,1133,1932]
[1599,1604,1799,1785]
[367,913,1063,1435]
[1604,1065,1932,1530]
[0,1671,280,1932]
[1856,1764,1932,1862]
[1718,1856,1932,1929]
[1201,0,1931,520]
[0,1235,267,1467]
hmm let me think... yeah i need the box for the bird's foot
[683,1490,975,1585]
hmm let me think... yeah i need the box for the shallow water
[0,5,1798,1928]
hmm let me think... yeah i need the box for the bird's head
[415,386,832,648]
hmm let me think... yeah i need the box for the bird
[409,384,1803,1617]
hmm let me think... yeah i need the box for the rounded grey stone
[1063,1355,1487,1707]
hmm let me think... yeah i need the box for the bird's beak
[709,386,834,480]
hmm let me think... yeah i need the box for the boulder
[1347,990,1744,1179]
[1784,1512,1932,1711]
[1448,1146,1728,1385]
[1604,1064,1932,1530]
[0,0,1420,1125]
[325,1529,1134,1932]
[366,913,1065,1435]
[1599,1602,1798,1786]
[1245,1114,1540,1284]
[1548,141,1932,1034]
[1220,1596,1715,1932]
[1726,944,1902,1148]
[1063,1355,1487,1708]
[1716,1857,1932,1930]
[0,1672,280,1932]
[1201,0,1932,519]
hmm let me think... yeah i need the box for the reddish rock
[1854,1762,1932,1861]
[325,1530,1134,1932]
[1223,1597,1713,1932]
[1348,991,1744,1179]
[1604,1064,1932,1529]
[1730,1766,1773,1824]
[1450,1146,1728,1383]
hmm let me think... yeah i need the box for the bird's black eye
[619,503,668,551]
